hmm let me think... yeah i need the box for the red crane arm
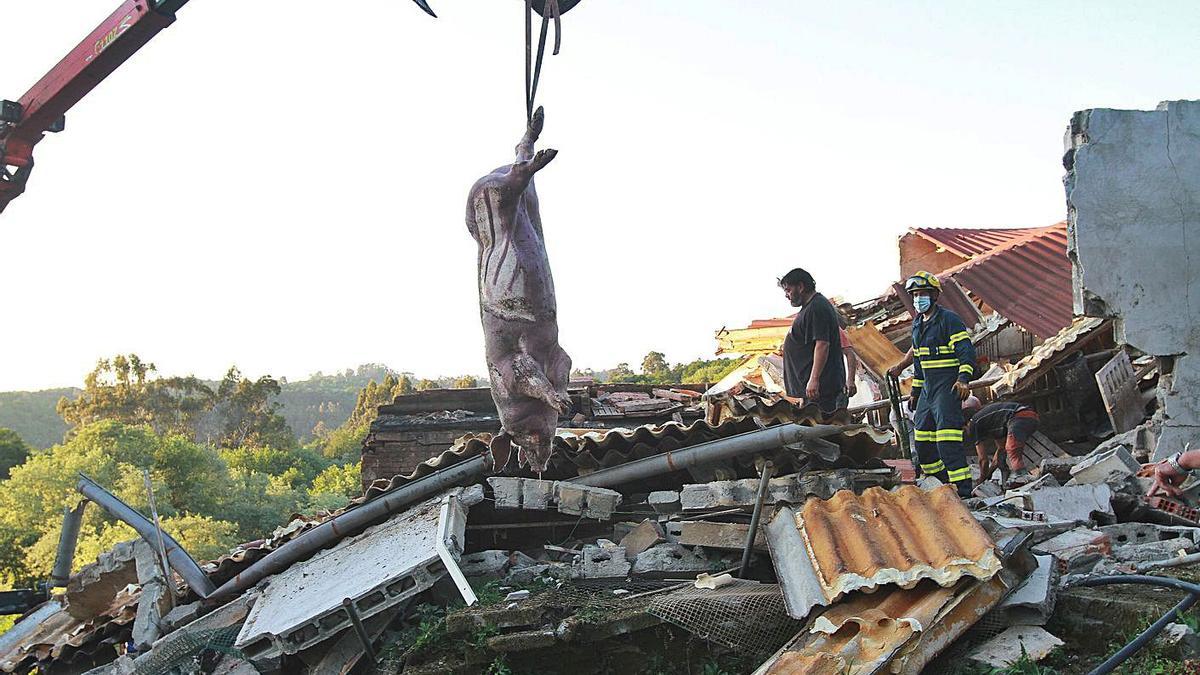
[0,0,186,213]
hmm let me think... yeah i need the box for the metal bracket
[435,494,477,606]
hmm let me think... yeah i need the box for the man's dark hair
[778,268,815,291]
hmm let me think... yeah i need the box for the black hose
[1067,575,1200,675]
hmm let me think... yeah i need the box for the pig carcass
[466,106,571,473]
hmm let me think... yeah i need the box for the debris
[765,485,1001,619]
[574,541,631,579]
[675,520,766,552]
[1006,483,1114,523]
[1068,445,1141,485]
[459,549,540,578]
[505,590,531,601]
[694,573,734,590]
[632,543,718,576]
[679,469,896,511]
[130,541,171,649]
[1032,528,1112,573]
[65,539,138,620]
[555,482,622,519]
[1039,456,1083,483]
[994,554,1057,626]
[489,476,556,510]
[234,490,467,660]
[1154,623,1200,660]
[968,626,1064,669]
[648,490,681,514]
[618,519,667,561]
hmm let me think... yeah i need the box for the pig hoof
[529,106,545,138]
[533,148,558,168]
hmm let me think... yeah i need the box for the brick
[676,521,766,551]
[648,491,681,515]
[618,520,666,561]
[487,477,555,510]
[554,482,622,520]
[1069,446,1141,485]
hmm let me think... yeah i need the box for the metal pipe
[342,597,378,663]
[76,474,216,598]
[1068,575,1200,675]
[739,461,773,578]
[1134,551,1200,572]
[572,423,845,488]
[208,452,492,601]
[50,501,87,587]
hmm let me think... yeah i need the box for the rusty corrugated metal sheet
[943,223,1073,340]
[765,485,1000,619]
[910,227,1044,259]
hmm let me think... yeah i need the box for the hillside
[0,388,77,448]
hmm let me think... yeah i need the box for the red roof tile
[942,223,1073,340]
[909,227,1045,259]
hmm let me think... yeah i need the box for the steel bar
[50,501,87,587]
[208,452,492,601]
[572,423,845,489]
[738,461,774,578]
[76,474,215,598]
[143,469,175,610]
[342,597,378,663]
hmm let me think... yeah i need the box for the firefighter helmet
[904,271,942,294]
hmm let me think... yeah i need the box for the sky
[2,0,1197,391]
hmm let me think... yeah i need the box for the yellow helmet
[904,271,942,294]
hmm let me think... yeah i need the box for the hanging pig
[466,106,572,473]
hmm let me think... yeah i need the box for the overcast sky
[1,0,1195,391]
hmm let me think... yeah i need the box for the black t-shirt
[782,292,845,400]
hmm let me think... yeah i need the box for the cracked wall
[1064,100,1200,458]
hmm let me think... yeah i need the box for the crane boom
[0,0,190,213]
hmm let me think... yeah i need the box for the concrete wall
[898,232,968,279]
[1064,100,1200,458]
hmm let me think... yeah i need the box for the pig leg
[515,106,545,161]
[511,347,570,411]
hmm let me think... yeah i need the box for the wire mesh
[130,625,259,675]
[647,579,803,657]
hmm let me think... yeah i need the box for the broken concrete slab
[161,600,203,631]
[679,469,897,511]
[1065,100,1200,460]
[1007,483,1114,523]
[968,626,1063,669]
[573,541,631,579]
[66,539,138,620]
[1111,538,1193,564]
[631,543,718,576]
[674,520,766,552]
[648,490,681,515]
[1068,446,1141,485]
[459,550,540,579]
[618,519,666,561]
[236,490,463,660]
[555,482,622,520]
[1032,528,1111,573]
[995,554,1056,626]
[131,541,171,649]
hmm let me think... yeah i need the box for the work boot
[954,479,974,498]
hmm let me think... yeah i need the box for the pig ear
[411,0,437,17]
[490,433,513,472]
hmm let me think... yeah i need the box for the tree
[641,352,670,382]
[393,375,414,397]
[0,428,30,480]
[452,375,478,389]
[608,363,636,382]
[306,463,361,513]
[57,355,214,438]
[415,379,439,391]
[213,368,295,450]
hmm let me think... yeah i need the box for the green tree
[56,355,214,438]
[607,363,636,382]
[306,463,361,513]
[393,375,415,397]
[452,375,478,389]
[641,352,670,382]
[415,379,439,391]
[0,428,30,480]
[213,367,295,450]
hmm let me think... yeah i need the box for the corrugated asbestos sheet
[909,227,1044,259]
[943,223,1073,340]
[765,485,1000,619]
[760,581,960,675]
[844,322,905,379]
[0,588,139,673]
[992,317,1111,395]
[715,322,790,356]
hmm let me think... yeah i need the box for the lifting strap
[525,0,563,122]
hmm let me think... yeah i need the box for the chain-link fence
[131,625,258,675]
[648,579,803,658]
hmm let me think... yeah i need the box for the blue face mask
[913,295,932,314]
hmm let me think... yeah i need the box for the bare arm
[807,340,830,400]
[844,346,859,396]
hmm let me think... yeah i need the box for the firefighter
[898,271,977,497]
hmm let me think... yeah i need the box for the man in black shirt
[964,400,1039,482]
[778,268,846,420]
